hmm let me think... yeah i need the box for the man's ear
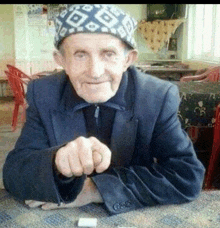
[53,50,65,68]
[123,49,138,72]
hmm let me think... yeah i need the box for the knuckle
[89,136,99,145]
[82,161,94,174]
[95,166,106,173]
[104,147,112,157]
[76,137,91,150]
[61,169,73,177]
[89,136,96,142]
[67,141,77,149]
[89,136,96,140]
[76,136,87,144]
[95,159,111,173]
[73,170,83,177]
[72,165,83,175]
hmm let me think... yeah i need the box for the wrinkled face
[54,33,137,103]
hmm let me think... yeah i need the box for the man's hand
[25,177,103,210]
[55,136,111,177]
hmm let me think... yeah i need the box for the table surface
[136,65,197,73]
[0,189,220,228]
[173,82,220,129]
[175,81,220,94]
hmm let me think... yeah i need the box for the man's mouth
[86,81,109,85]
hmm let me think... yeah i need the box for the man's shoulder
[32,70,67,88]
[128,66,180,120]
[27,70,68,106]
[129,66,178,98]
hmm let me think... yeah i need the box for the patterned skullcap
[54,4,137,49]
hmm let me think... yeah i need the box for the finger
[89,137,111,173]
[93,150,102,167]
[25,200,33,205]
[41,202,61,210]
[55,146,73,177]
[95,150,111,173]
[77,137,94,175]
[42,202,77,210]
[68,150,83,176]
[25,200,47,208]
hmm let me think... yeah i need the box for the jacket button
[125,201,132,207]
[113,201,132,211]
[113,203,121,211]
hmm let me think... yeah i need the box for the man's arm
[3,80,109,207]
[91,85,205,214]
[25,177,103,210]
[3,80,85,204]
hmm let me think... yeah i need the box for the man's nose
[88,57,105,79]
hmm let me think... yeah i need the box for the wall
[13,5,59,75]
[12,4,150,75]
[117,4,187,62]
[116,4,154,61]
[2,4,209,76]
[0,5,15,78]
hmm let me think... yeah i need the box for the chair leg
[204,109,220,189]
[12,103,19,132]
[204,147,220,189]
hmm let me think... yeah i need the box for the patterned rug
[0,189,220,227]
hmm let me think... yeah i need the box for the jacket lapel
[51,109,87,145]
[50,78,89,145]
[110,109,138,167]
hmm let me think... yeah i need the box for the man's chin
[83,97,111,104]
[82,93,116,104]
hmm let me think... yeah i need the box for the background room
[0,4,220,227]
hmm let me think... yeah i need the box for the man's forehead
[63,33,126,50]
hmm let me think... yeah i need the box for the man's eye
[74,52,87,59]
[105,51,116,58]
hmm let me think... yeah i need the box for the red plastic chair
[180,66,220,82]
[204,103,220,189]
[6,64,35,83]
[4,71,26,131]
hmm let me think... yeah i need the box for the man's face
[55,33,137,103]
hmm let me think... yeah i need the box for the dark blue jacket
[3,66,205,214]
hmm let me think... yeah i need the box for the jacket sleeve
[91,84,205,214]
[3,80,85,204]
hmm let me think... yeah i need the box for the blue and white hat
[54,4,137,49]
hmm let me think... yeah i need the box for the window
[186,4,220,63]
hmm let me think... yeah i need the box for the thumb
[92,150,102,167]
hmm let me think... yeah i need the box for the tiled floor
[0,98,24,126]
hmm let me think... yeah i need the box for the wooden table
[136,65,197,81]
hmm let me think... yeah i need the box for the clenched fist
[55,136,111,177]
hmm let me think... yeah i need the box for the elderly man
[3,4,205,214]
